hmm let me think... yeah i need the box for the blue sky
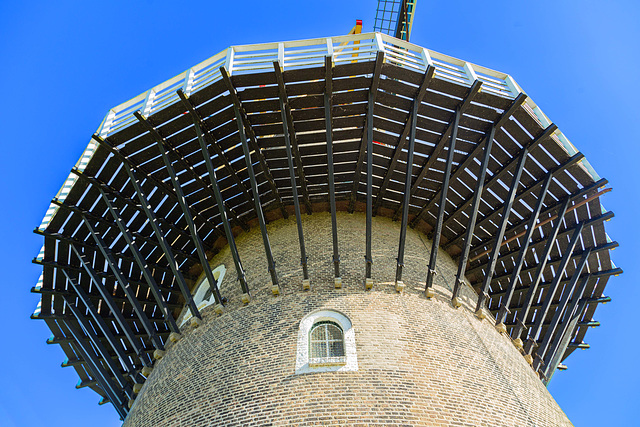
[0,1,637,426]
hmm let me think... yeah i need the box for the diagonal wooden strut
[135,112,224,308]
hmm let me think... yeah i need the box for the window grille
[309,321,345,366]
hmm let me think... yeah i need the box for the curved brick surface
[124,212,572,426]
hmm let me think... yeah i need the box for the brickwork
[124,212,572,426]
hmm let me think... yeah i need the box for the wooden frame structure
[31,32,619,417]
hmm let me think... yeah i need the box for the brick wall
[123,212,572,426]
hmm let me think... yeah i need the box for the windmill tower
[31,2,619,425]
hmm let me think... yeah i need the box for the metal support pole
[542,275,592,382]
[178,90,251,297]
[272,62,309,281]
[324,56,341,279]
[98,189,180,333]
[59,318,128,419]
[441,124,559,234]
[512,197,571,343]
[270,63,312,214]
[475,149,528,314]
[395,94,419,284]
[120,162,201,319]
[61,269,140,380]
[425,107,461,291]
[82,217,164,350]
[374,65,435,215]
[532,248,592,371]
[220,66,288,219]
[452,125,495,303]
[365,89,374,280]
[232,101,279,290]
[135,112,223,307]
[524,222,585,355]
[71,243,151,366]
[402,81,489,224]
[348,52,384,213]
[62,296,132,397]
[495,174,553,325]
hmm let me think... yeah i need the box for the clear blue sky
[1,1,637,426]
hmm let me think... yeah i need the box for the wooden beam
[373,64,435,215]
[475,149,529,314]
[135,112,223,308]
[395,84,420,285]
[82,216,165,350]
[98,188,180,333]
[452,125,495,303]
[324,56,340,279]
[390,80,484,223]
[59,318,128,419]
[495,174,552,326]
[523,222,585,355]
[221,75,280,290]
[441,124,560,235]
[175,89,254,226]
[348,51,385,213]
[220,66,288,219]
[179,90,251,296]
[425,107,461,291]
[118,161,201,319]
[272,62,313,214]
[511,197,571,343]
[532,248,592,371]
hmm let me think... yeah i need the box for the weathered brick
[124,212,572,426]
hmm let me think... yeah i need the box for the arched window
[309,321,345,365]
[295,310,357,374]
[180,264,226,326]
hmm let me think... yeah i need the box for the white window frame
[180,264,226,326]
[295,310,358,374]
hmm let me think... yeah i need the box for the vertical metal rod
[272,63,309,280]
[512,197,571,341]
[325,56,340,278]
[135,112,223,307]
[365,89,374,280]
[121,162,201,319]
[71,244,151,366]
[62,296,132,396]
[533,248,592,371]
[179,92,251,296]
[425,107,461,290]
[542,274,592,381]
[524,222,585,355]
[59,318,128,419]
[475,149,528,313]
[61,269,139,380]
[233,104,279,289]
[452,125,495,302]
[98,189,180,333]
[82,217,164,350]
[495,174,553,325]
[395,97,419,284]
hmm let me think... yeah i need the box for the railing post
[225,47,235,76]
[374,32,385,55]
[420,47,433,71]
[141,89,156,118]
[326,38,334,63]
[278,42,285,68]
[98,109,116,138]
[463,62,479,85]
[181,68,196,96]
[504,75,523,98]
